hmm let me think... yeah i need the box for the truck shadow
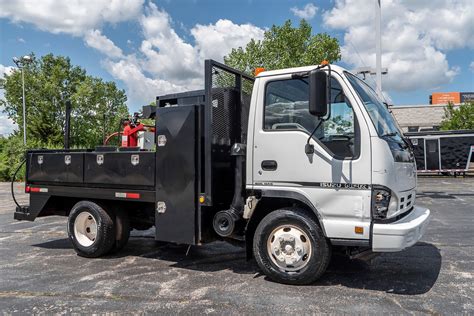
[33,238,441,295]
[319,242,441,295]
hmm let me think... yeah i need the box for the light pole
[12,55,33,145]
[375,0,382,98]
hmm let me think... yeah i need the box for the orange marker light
[321,60,329,65]
[254,67,265,76]
[355,226,364,234]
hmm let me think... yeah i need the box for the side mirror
[309,70,328,117]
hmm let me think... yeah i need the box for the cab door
[250,72,373,240]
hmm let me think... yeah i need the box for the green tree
[440,102,474,131]
[224,20,341,74]
[0,134,27,181]
[0,53,129,149]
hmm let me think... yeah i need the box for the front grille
[398,190,416,214]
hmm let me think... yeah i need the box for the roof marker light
[254,67,265,76]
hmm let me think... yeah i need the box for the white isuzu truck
[14,60,430,285]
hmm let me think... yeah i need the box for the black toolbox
[28,152,84,184]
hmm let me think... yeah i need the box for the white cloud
[1,2,264,107]
[0,112,16,136]
[291,3,318,20]
[84,29,123,59]
[138,3,201,82]
[102,3,264,106]
[0,64,14,102]
[470,61,474,73]
[399,0,474,50]
[0,64,14,77]
[323,0,472,92]
[102,57,185,105]
[0,0,144,35]
[191,19,265,61]
[0,64,17,136]
[17,37,25,43]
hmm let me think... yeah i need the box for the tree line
[0,54,128,180]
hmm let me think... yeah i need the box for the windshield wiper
[401,135,413,150]
[381,132,412,150]
[381,132,397,138]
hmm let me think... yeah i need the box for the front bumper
[372,205,430,252]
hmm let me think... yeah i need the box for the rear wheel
[109,209,130,254]
[68,201,115,258]
[253,208,331,285]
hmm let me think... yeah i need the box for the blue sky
[1,0,473,135]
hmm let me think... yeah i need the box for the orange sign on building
[431,92,461,104]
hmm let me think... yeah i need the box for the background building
[390,104,457,133]
[391,92,473,133]
[430,92,474,104]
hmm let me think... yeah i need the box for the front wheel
[67,201,115,258]
[253,208,331,285]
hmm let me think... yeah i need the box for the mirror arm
[305,119,324,155]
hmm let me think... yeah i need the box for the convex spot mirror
[309,70,328,117]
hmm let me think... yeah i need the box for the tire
[67,201,115,258]
[253,208,331,285]
[109,208,130,254]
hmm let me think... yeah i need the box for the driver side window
[264,77,358,158]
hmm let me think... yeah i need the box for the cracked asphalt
[0,177,473,314]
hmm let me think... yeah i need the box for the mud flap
[14,194,50,221]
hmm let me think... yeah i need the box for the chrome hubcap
[74,211,97,247]
[267,225,312,272]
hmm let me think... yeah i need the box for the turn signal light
[355,226,364,234]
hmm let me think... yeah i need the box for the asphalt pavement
[0,177,473,314]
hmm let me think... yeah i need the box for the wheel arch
[245,190,326,259]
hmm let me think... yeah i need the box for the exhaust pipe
[213,208,242,237]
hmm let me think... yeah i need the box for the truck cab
[247,65,429,253]
[14,60,430,285]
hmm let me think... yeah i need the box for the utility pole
[20,68,26,145]
[12,55,33,145]
[375,0,382,98]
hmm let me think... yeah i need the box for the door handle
[261,160,278,171]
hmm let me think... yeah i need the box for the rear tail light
[26,186,48,193]
[115,192,141,199]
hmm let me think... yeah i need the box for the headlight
[372,187,398,220]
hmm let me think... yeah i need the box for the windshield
[345,72,401,138]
